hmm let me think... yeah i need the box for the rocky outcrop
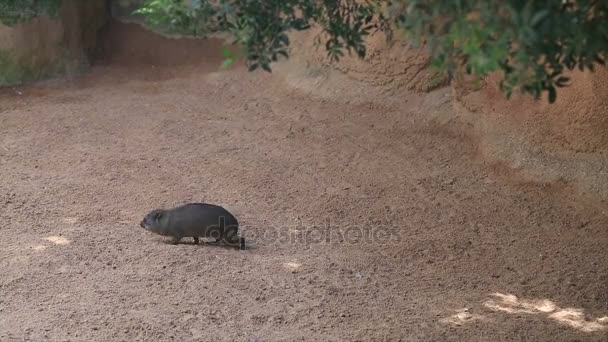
[285,28,448,95]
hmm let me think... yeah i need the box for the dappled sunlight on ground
[484,292,608,333]
[30,236,72,251]
[440,308,487,326]
[484,293,556,314]
[283,262,302,272]
[440,292,608,333]
[61,217,79,224]
[43,236,71,245]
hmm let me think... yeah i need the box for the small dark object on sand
[140,203,245,249]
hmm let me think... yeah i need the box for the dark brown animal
[140,203,245,249]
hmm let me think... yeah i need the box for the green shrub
[0,0,63,26]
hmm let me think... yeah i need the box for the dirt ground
[1,21,608,342]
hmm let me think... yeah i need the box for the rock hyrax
[140,203,245,249]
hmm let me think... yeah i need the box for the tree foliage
[393,0,608,103]
[2,0,605,102]
[5,1,602,103]
[136,0,608,103]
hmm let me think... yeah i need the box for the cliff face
[285,28,448,95]
[0,0,108,86]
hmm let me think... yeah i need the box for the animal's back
[171,203,238,228]
[172,203,242,246]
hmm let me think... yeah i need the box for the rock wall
[285,21,608,155]
[0,0,108,86]
[285,25,608,201]
[287,24,608,154]
[285,28,448,95]
[451,67,608,201]
[455,68,608,154]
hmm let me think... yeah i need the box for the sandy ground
[1,21,608,342]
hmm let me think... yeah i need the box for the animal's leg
[193,237,200,244]
[223,226,241,247]
[169,236,182,245]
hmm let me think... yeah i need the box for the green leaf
[221,58,233,69]
[278,34,290,45]
[261,63,272,72]
[548,86,557,103]
[222,47,236,59]
[530,10,549,27]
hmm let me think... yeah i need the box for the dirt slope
[0,21,607,342]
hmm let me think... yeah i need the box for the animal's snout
[140,220,145,228]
